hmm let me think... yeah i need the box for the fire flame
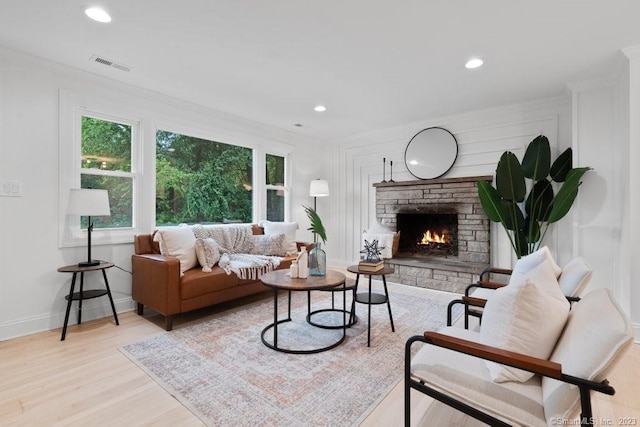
[420,230,449,244]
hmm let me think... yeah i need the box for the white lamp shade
[67,189,111,216]
[309,179,329,197]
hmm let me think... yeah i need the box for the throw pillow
[479,259,570,382]
[249,233,287,256]
[365,221,393,235]
[195,237,221,273]
[259,220,298,255]
[154,224,197,275]
[363,221,395,259]
[509,246,562,285]
[557,257,592,298]
[541,289,633,421]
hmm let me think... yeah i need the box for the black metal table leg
[382,274,395,332]
[367,274,373,346]
[273,288,279,348]
[102,269,119,325]
[61,272,78,341]
[77,272,85,324]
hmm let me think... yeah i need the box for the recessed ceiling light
[85,7,112,23]
[314,105,327,112]
[465,58,483,69]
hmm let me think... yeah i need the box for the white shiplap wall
[327,98,572,273]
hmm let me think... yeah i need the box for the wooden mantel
[373,175,492,188]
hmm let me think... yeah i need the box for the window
[80,115,135,229]
[156,130,253,225]
[265,153,286,221]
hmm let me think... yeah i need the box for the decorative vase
[309,242,327,276]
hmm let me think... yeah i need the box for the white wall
[623,46,640,341]
[327,98,574,270]
[0,47,322,340]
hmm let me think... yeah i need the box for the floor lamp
[309,179,329,242]
[67,188,111,267]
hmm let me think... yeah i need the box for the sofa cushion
[480,259,570,382]
[154,224,197,275]
[180,266,240,300]
[250,233,287,256]
[195,237,221,273]
[259,220,298,255]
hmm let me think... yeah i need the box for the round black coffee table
[260,269,347,354]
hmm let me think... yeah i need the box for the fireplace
[373,176,492,293]
[397,213,458,257]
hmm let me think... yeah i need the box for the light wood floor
[1,283,638,426]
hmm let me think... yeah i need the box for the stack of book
[359,258,384,272]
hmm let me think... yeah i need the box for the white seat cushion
[411,327,547,427]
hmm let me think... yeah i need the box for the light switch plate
[0,180,22,197]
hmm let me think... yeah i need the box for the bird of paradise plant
[477,135,591,258]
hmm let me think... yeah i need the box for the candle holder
[381,157,387,183]
[389,160,395,182]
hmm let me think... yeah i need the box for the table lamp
[67,188,111,267]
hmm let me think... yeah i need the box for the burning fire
[420,229,450,245]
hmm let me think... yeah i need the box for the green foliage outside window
[156,130,253,225]
[81,116,133,229]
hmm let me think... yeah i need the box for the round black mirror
[404,127,458,179]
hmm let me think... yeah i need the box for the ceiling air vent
[90,55,132,72]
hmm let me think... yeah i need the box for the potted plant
[304,205,327,276]
[477,135,591,258]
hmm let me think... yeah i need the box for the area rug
[121,284,460,426]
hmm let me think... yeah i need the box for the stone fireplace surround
[374,176,492,294]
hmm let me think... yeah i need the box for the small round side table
[347,265,395,346]
[57,261,119,341]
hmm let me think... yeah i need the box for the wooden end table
[57,261,119,341]
[260,269,347,354]
[347,265,395,346]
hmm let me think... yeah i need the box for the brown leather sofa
[132,225,303,330]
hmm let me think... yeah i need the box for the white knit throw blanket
[218,253,281,280]
[192,224,281,279]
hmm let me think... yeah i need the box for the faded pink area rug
[121,284,459,426]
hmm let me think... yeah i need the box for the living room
[1,1,640,425]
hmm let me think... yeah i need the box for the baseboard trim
[0,297,135,341]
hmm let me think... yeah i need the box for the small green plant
[477,135,591,258]
[303,205,327,244]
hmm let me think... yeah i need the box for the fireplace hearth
[373,176,492,294]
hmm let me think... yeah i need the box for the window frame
[154,125,256,226]
[59,94,142,248]
[264,151,290,222]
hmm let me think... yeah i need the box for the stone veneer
[374,176,492,294]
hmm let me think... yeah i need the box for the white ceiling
[1,1,639,141]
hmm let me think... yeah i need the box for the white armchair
[406,288,633,426]
[447,248,593,328]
